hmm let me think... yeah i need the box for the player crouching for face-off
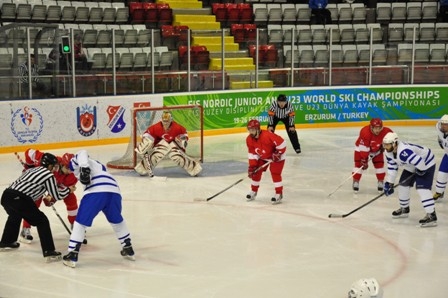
[134,110,202,177]
[382,132,438,227]
[353,118,393,194]
[246,119,287,204]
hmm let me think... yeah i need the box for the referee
[0,153,73,262]
[267,94,302,154]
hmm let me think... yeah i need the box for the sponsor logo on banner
[106,105,126,133]
[11,106,44,143]
[77,104,97,137]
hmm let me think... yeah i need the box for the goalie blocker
[135,139,202,177]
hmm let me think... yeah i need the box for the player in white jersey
[61,150,135,268]
[433,115,448,201]
[382,132,437,227]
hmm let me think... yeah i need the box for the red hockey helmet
[247,119,261,130]
[59,153,74,167]
[370,118,383,128]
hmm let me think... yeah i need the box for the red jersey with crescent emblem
[24,148,44,168]
[355,125,393,160]
[246,130,287,166]
[143,121,188,145]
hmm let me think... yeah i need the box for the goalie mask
[348,278,381,298]
[161,111,172,128]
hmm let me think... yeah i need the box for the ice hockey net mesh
[107,105,203,169]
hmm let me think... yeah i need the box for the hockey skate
[63,251,79,268]
[44,250,62,263]
[392,206,410,218]
[120,239,135,261]
[377,181,384,193]
[0,241,20,251]
[419,212,437,227]
[433,192,444,202]
[271,194,283,205]
[19,227,33,244]
[246,191,257,201]
[295,148,301,154]
[352,181,360,193]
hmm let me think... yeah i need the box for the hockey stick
[14,151,26,167]
[328,173,415,218]
[327,154,377,197]
[194,160,273,202]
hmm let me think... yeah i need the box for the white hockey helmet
[440,114,448,124]
[383,132,398,144]
[348,278,381,298]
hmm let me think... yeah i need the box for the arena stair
[173,14,221,30]
[157,0,203,9]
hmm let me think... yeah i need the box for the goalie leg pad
[135,137,154,155]
[148,139,171,169]
[134,161,148,176]
[168,147,202,176]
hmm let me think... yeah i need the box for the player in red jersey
[19,150,80,244]
[134,110,202,177]
[352,118,393,193]
[246,119,287,204]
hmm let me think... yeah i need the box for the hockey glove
[415,169,426,176]
[360,158,368,170]
[248,166,257,178]
[43,195,56,207]
[272,151,282,162]
[383,182,394,196]
[162,134,174,143]
[438,136,444,149]
[79,167,91,185]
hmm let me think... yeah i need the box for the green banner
[164,86,447,130]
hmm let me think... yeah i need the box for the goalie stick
[328,173,415,218]
[13,152,87,244]
[194,160,272,202]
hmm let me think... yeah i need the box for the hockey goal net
[107,105,204,169]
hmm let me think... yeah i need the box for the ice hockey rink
[0,125,447,298]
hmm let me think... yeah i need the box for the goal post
[107,105,204,169]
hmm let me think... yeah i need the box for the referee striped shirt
[8,167,70,201]
[267,101,296,126]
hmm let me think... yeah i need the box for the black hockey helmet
[277,94,287,102]
[40,153,58,168]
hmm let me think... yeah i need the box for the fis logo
[106,105,126,133]
[77,104,97,137]
[11,106,44,143]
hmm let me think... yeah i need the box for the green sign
[164,86,447,130]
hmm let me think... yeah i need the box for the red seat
[178,46,192,69]
[260,44,278,67]
[212,3,227,24]
[225,3,239,26]
[158,4,173,26]
[144,3,158,28]
[129,2,144,24]
[175,25,190,46]
[244,24,257,43]
[231,24,245,43]
[129,2,143,14]
[239,4,253,24]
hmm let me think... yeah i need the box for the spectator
[19,54,47,98]
[74,34,89,72]
[309,0,332,25]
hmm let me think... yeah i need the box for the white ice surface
[0,126,447,298]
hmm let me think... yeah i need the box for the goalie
[134,110,202,177]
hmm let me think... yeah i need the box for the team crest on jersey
[77,104,97,137]
[106,105,126,133]
[10,106,44,143]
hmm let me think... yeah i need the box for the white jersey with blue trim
[385,141,436,183]
[436,122,448,155]
[70,150,121,195]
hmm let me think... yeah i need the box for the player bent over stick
[18,149,82,244]
[134,110,202,177]
[246,119,287,204]
[61,150,135,268]
[382,132,438,227]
